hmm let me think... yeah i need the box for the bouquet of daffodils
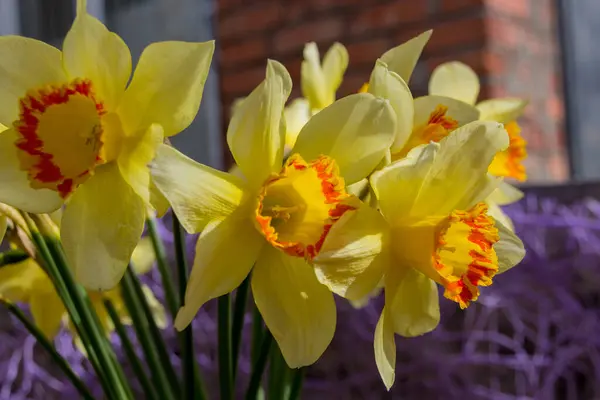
[0,1,527,398]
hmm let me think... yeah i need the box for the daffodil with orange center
[312,121,526,389]
[0,0,214,290]
[151,60,397,368]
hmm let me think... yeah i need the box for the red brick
[220,39,267,70]
[346,38,392,66]
[486,0,530,20]
[424,16,486,55]
[221,66,266,98]
[439,0,484,13]
[425,49,487,75]
[349,1,428,36]
[273,17,344,55]
[339,72,370,97]
[219,4,282,40]
[485,17,522,49]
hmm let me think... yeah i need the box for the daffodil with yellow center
[312,121,526,389]
[151,60,396,368]
[0,0,214,290]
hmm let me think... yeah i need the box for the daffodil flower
[313,121,526,389]
[0,0,214,290]
[0,214,6,246]
[151,60,396,367]
[429,61,529,229]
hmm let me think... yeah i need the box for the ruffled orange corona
[488,121,527,181]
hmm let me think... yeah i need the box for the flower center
[255,153,356,260]
[13,79,121,198]
[432,202,499,309]
[394,104,458,160]
[488,121,527,181]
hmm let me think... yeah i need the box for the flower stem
[146,217,179,317]
[268,344,287,400]
[287,368,304,400]
[0,249,30,266]
[172,215,205,400]
[245,328,273,400]
[104,299,157,400]
[1,299,94,399]
[218,294,233,400]
[231,275,250,381]
[251,306,264,365]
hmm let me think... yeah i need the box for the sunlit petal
[476,98,528,123]
[429,61,480,105]
[30,291,65,338]
[374,308,396,391]
[380,30,432,83]
[494,219,525,274]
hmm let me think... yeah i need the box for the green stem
[251,306,264,365]
[287,368,304,400]
[245,329,273,400]
[2,299,94,399]
[232,275,250,381]
[104,299,157,400]
[172,215,205,400]
[0,249,30,266]
[146,217,179,317]
[268,344,286,400]
[218,294,233,400]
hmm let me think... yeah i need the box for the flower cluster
[0,1,526,393]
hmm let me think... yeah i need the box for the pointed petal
[0,36,66,125]
[0,128,64,213]
[284,98,311,150]
[61,163,145,290]
[428,61,480,105]
[322,43,349,99]
[494,220,525,274]
[367,60,414,153]
[118,123,164,205]
[313,200,391,301]
[386,267,440,337]
[149,178,170,217]
[292,93,396,184]
[131,237,155,275]
[150,144,246,233]
[486,200,515,232]
[30,291,65,338]
[174,213,263,330]
[118,40,215,137]
[476,98,528,123]
[62,1,132,110]
[142,284,168,329]
[374,308,396,390]
[380,30,432,83]
[252,247,336,368]
[227,60,292,188]
[301,43,327,110]
[486,181,524,206]
[413,95,480,128]
[412,121,509,217]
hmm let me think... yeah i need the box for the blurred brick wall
[216,0,567,182]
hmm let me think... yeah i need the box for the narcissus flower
[0,0,214,290]
[313,121,526,389]
[151,60,396,368]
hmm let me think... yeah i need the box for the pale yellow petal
[412,121,509,217]
[486,181,524,206]
[476,98,528,123]
[367,60,414,153]
[62,1,131,110]
[118,40,215,137]
[150,144,246,233]
[227,60,292,188]
[0,259,45,302]
[292,93,396,184]
[322,43,349,99]
[428,61,480,105]
[380,30,432,83]
[117,123,164,205]
[131,237,155,275]
[374,308,396,390]
[413,95,480,128]
[494,220,525,274]
[301,43,327,110]
[142,285,167,329]
[284,98,311,150]
[30,291,65,339]
[0,36,66,125]
[313,200,391,301]
[0,215,6,245]
[174,212,263,330]
[0,128,64,213]
[252,246,336,368]
[149,178,170,217]
[486,200,514,232]
[61,163,145,290]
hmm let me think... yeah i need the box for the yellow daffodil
[0,0,214,290]
[151,60,396,368]
[0,214,6,245]
[312,121,526,389]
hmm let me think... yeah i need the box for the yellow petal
[174,212,263,330]
[313,201,390,301]
[284,98,311,150]
[370,144,437,223]
[428,61,480,105]
[131,236,155,275]
[485,200,514,232]
[118,123,164,205]
[30,291,65,338]
[476,98,528,123]
[322,43,349,95]
[118,40,215,137]
[380,30,432,83]
[227,60,292,189]
[292,93,396,185]
[252,246,336,368]
[494,219,525,274]
[486,181,524,206]
[0,36,66,125]
[142,284,167,329]
[374,308,396,390]
[412,121,509,217]
[301,43,347,110]
[61,163,145,290]
[413,95,480,128]
[150,144,246,234]
[0,215,6,245]
[0,258,45,302]
[367,60,414,153]
[0,128,64,213]
[149,178,170,217]
[62,0,131,111]
[386,267,440,337]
